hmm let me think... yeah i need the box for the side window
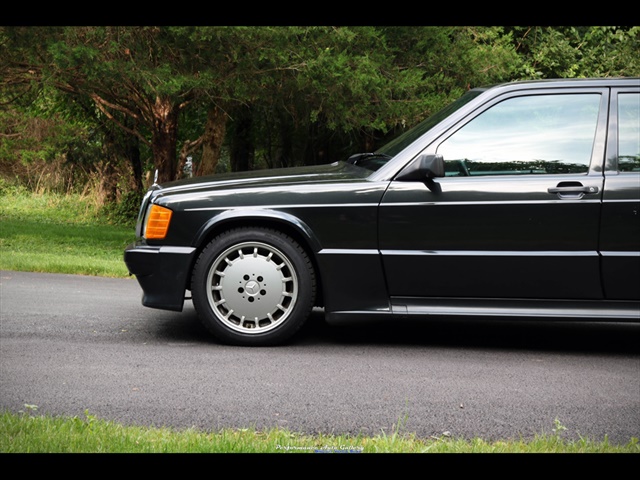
[618,93,640,172]
[437,94,601,176]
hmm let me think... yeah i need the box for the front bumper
[124,242,197,312]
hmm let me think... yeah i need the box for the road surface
[1,270,638,445]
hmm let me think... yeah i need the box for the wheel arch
[187,210,324,306]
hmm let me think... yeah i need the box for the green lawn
[2,409,638,453]
[0,189,134,277]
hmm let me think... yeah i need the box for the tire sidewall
[192,227,315,346]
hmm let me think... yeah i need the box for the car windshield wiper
[346,152,393,171]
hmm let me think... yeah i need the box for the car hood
[155,161,371,196]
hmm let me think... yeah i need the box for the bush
[101,190,144,227]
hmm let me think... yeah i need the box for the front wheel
[191,228,316,346]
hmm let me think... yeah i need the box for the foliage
[1,26,638,204]
[101,189,144,226]
[511,26,640,79]
[0,94,98,170]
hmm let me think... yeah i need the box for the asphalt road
[1,270,639,445]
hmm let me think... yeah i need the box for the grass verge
[1,409,638,453]
[0,188,134,277]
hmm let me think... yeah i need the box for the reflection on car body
[124,78,640,346]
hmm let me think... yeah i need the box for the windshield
[354,89,483,171]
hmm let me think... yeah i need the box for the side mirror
[396,154,445,181]
[420,153,445,179]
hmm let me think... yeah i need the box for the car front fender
[191,208,323,254]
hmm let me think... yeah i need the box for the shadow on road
[151,304,639,355]
[306,315,639,354]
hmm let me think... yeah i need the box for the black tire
[191,227,316,346]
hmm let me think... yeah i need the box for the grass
[1,409,638,453]
[1,187,638,454]
[0,187,134,277]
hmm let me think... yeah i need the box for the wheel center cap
[244,280,260,296]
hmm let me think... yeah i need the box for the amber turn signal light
[145,204,173,239]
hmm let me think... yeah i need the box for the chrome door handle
[547,185,599,194]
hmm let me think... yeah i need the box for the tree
[234,26,522,168]
[4,25,635,201]
[47,27,200,184]
[510,26,640,78]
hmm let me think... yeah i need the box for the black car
[124,78,640,346]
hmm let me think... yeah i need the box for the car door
[600,88,640,300]
[379,87,609,300]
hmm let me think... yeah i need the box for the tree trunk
[97,158,118,203]
[127,135,143,192]
[230,107,253,172]
[151,96,180,183]
[196,106,227,176]
[276,112,294,169]
[120,120,143,192]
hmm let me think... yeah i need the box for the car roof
[475,77,639,93]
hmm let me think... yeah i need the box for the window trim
[606,88,640,174]
[429,87,611,178]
